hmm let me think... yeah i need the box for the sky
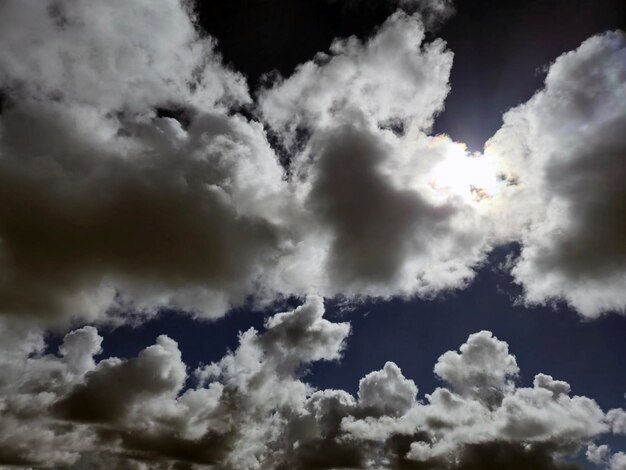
[0,0,625,469]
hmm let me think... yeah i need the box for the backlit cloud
[487,31,626,317]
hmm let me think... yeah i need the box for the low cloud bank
[0,298,623,468]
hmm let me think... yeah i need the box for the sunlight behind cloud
[428,141,502,203]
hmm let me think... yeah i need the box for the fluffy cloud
[433,330,519,406]
[0,3,495,325]
[486,31,626,317]
[262,13,494,299]
[0,101,290,324]
[0,0,624,467]
[0,0,293,325]
[282,120,491,297]
[0,0,248,111]
[0,299,622,468]
[259,11,453,136]
[358,361,417,416]
[341,331,613,468]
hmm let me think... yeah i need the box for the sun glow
[429,143,501,203]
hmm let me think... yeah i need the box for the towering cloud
[0,299,622,468]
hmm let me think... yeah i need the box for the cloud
[0,299,622,468]
[486,31,626,317]
[587,444,626,470]
[259,11,453,137]
[434,330,519,406]
[54,335,187,424]
[0,2,495,325]
[0,0,248,111]
[588,443,611,465]
[0,0,295,325]
[358,361,417,416]
[0,0,624,467]
[261,13,493,299]
[611,453,626,470]
[296,121,487,296]
[0,101,289,324]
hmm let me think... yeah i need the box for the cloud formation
[0,298,623,468]
[0,0,291,324]
[0,0,625,467]
[0,3,495,325]
[487,31,626,317]
[262,12,493,299]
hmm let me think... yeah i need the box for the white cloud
[612,452,626,470]
[587,443,610,465]
[260,13,495,299]
[0,301,622,468]
[259,11,453,138]
[276,120,491,298]
[0,0,295,326]
[434,330,519,406]
[0,1,499,326]
[486,31,626,317]
[0,0,248,111]
[358,361,417,416]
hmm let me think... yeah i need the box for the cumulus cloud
[0,299,623,468]
[0,0,248,110]
[0,0,294,325]
[486,31,626,317]
[0,99,289,324]
[0,0,624,467]
[358,361,417,416]
[262,13,494,299]
[0,3,497,325]
[433,330,518,406]
[288,120,490,296]
[259,11,453,136]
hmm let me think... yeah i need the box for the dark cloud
[456,441,580,470]
[0,104,286,324]
[0,0,291,325]
[307,122,455,288]
[54,335,186,423]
